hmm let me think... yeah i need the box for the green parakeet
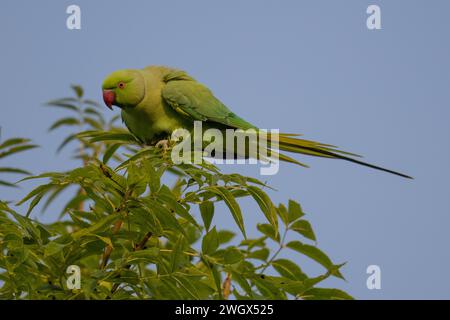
[102,65,411,178]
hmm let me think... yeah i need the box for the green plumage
[102,65,411,178]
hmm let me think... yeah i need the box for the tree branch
[99,220,123,269]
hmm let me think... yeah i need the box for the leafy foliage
[0,138,37,188]
[0,87,352,300]
[46,85,126,161]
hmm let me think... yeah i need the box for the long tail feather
[273,133,412,179]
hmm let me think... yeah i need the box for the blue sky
[1,0,450,299]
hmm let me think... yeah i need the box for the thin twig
[134,231,153,251]
[259,228,288,274]
[100,220,123,269]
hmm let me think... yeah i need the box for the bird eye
[118,82,126,89]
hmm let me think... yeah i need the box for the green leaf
[288,200,304,222]
[0,145,38,159]
[48,117,80,131]
[300,288,354,300]
[204,260,223,299]
[103,143,121,164]
[6,209,42,245]
[89,132,137,144]
[93,235,113,247]
[262,276,309,297]
[239,237,266,250]
[171,275,200,300]
[144,161,163,194]
[256,223,280,242]
[130,208,163,237]
[157,185,199,228]
[84,107,104,119]
[252,276,286,299]
[290,220,316,241]
[0,180,17,187]
[57,133,78,152]
[276,203,289,226]
[155,278,184,299]
[0,167,31,175]
[170,235,185,273]
[17,183,54,206]
[16,183,55,217]
[83,99,102,109]
[271,259,307,281]
[83,116,103,130]
[230,271,253,297]
[217,230,235,245]
[72,213,121,239]
[126,247,160,265]
[44,242,65,257]
[42,185,68,211]
[207,186,246,238]
[126,163,147,196]
[115,147,160,172]
[246,186,278,235]
[61,193,90,217]
[286,241,345,279]
[0,138,30,150]
[113,269,140,286]
[199,201,214,231]
[17,171,64,183]
[71,85,84,98]
[222,247,244,265]
[26,192,45,217]
[45,100,79,112]
[148,201,187,237]
[202,227,219,256]
[247,248,270,261]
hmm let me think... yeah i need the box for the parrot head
[102,69,145,109]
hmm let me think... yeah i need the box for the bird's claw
[155,139,170,154]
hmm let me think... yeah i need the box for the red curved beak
[102,90,115,110]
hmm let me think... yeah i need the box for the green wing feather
[162,71,255,130]
[161,70,412,179]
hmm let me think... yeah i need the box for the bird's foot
[155,139,170,154]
